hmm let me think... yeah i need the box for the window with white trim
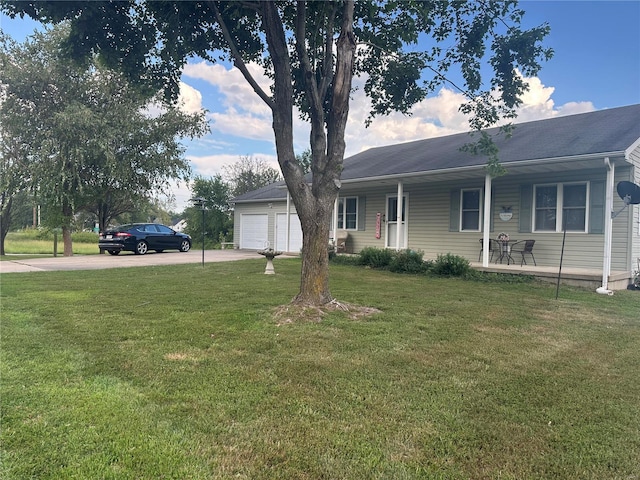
[337,197,358,230]
[534,183,588,232]
[460,189,482,231]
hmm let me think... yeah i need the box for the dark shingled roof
[234,104,640,202]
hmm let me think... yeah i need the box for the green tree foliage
[1,1,551,302]
[0,123,30,254]
[0,26,208,255]
[223,156,282,198]
[184,175,233,246]
[295,149,312,175]
[5,191,36,231]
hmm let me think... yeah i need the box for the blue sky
[2,1,639,210]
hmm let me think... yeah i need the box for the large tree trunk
[62,225,73,256]
[62,201,73,257]
[258,1,356,306]
[0,194,12,256]
[294,196,335,305]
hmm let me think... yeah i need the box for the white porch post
[482,173,492,267]
[396,181,403,251]
[333,196,339,243]
[285,192,291,252]
[599,157,614,292]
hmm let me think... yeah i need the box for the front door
[386,195,407,249]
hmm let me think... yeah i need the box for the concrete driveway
[0,249,260,273]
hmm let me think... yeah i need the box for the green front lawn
[3,230,100,256]
[1,258,639,479]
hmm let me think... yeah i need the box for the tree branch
[326,1,355,163]
[318,3,337,100]
[295,2,323,121]
[208,1,274,110]
[359,40,473,99]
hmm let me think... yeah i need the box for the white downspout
[482,173,492,267]
[286,192,291,253]
[396,181,404,251]
[597,157,614,295]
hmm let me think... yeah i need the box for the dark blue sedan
[99,223,191,255]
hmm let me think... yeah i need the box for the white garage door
[240,214,268,250]
[276,213,303,252]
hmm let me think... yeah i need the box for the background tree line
[0,25,208,255]
[1,24,311,255]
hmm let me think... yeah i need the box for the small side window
[337,196,358,230]
[460,189,481,231]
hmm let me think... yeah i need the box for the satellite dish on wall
[612,181,640,218]
[617,181,640,204]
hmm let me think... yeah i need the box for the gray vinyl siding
[608,166,633,272]
[235,162,636,273]
[341,188,386,252]
[338,167,632,272]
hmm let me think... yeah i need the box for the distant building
[173,219,187,232]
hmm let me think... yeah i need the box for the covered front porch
[469,261,632,291]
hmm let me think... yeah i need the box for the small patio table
[495,239,517,265]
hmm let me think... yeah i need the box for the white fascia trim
[625,136,640,160]
[233,198,287,204]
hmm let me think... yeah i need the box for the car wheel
[179,239,191,252]
[135,241,148,255]
[107,250,120,256]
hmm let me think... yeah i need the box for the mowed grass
[1,258,639,479]
[3,230,99,256]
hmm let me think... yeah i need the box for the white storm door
[276,213,303,252]
[240,214,268,249]
[385,195,407,249]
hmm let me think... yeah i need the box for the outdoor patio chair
[335,230,349,253]
[511,239,536,266]
[478,238,498,262]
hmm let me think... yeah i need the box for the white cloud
[343,84,472,155]
[208,109,274,141]
[172,61,598,207]
[160,178,193,212]
[553,101,595,117]
[183,61,277,143]
[508,75,595,123]
[177,81,204,114]
[145,81,205,117]
[187,153,280,179]
[343,74,596,155]
[164,152,281,212]
[183,61,271,115]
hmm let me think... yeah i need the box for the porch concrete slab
[470,262,631,291]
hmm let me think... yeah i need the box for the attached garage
[239,214,268,250]
[276,213,303,252]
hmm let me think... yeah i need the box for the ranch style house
[232,104,640,291]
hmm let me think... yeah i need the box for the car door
[155,224,179,250]
[141,224,162,250]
